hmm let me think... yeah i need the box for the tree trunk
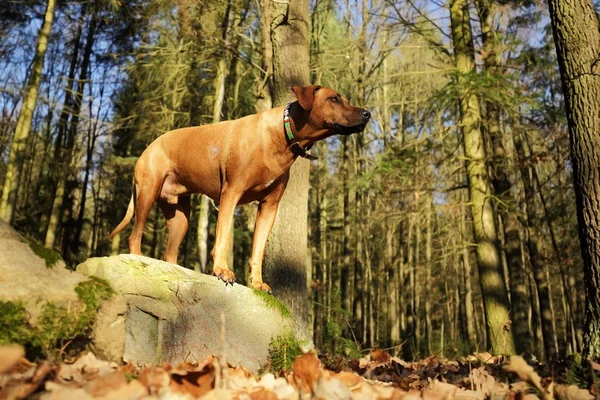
[0,0,56,223]
[261,0,312,330]
[513,129,557,360]
[425,202,433,355]
[547,0,600,359]
[46,9,97,251]
[476,0,532,355]
[449,0,515,354]
[460,207,476,347]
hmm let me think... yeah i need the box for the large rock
[0,219,86,322]
[77,254,310,372]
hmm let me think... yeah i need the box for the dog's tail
[107,189,135,239]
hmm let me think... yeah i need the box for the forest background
[0,0,592,363]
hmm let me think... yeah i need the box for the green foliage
[0,277,114,360]
[252,289,291,318]
[0,301,35,346]
[319,289,362,358]
[262,333,303,374]
[566,353,593,389]
[29,242,64,269]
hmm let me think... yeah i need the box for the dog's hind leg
[128,178,161,256]
[158,195,191,264]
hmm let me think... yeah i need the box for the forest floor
[0,345,597,400]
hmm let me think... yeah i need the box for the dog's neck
[285,102,332,160]
[284,102,318,160]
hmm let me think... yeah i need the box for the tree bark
[449,0,515,354]
[546,0,600,359]
[0,0,56,223]
[261,0,312,330]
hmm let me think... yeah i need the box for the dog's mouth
[333,123,368,134]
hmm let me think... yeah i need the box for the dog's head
[291,85,370,136]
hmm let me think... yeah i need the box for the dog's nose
[362,109,371,121]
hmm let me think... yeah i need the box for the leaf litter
[0,346,596,400]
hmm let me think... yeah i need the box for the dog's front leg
[212,188,240,284]
[248,182,287,293]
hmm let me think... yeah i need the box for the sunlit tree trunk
[0,0,56,223]
[449,0,515,354]
[475,0,532,355]
[261,0,312,329]
[547,0,600,359]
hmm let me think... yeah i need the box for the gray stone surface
[0,219,86,323]
[77,254,310,372]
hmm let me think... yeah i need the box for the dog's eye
[330,97,339,103]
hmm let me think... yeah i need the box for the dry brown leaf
[358,354,371,369]
[248,387,279,400]
[392,357,413,369]
[0,346,24,374]
[42,381,94,400]
[332,371,364,390]
[292,352,322,393]
[58,352,116,383]
[312,375,351,400]
[466,353,495,364]
[452,389,485,400]
[428,379,458,399]
[138,366,171,395]
[503,356,551,400]
[16,360,56,399]
[421,389,447,400]
[397,389,424,399]
[470,366,497,397]
[83,370,128,397]
[372,349,393,366]
[554,384,594,400]
[94,379,147,400]
[169,363,215,398]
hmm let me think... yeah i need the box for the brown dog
[108,85,370,292]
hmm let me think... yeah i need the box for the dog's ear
[291,85,322,111]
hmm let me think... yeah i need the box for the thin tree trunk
[46,10,97,251]
[460,208,476,347]
[449,0,515,354]
[513,128,557,360]
[425,201,433,355]
[0,0,56,223]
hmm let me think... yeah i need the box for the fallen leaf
[428,379,457,399]
[292,352,322,393]
[554,384,594,400]
[313,375,351,400]
[372,349,393,366]
[58,352,116,383]
[0,346,24,374]
[248,387,279,400]
[503,356,551,400]
[17,361,56,399]
[138,366,171,395]
[83,370,128,397]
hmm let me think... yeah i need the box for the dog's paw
[250,281,272,293]
[213,266,236,285]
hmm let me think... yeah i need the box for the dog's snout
[361,109,371,121]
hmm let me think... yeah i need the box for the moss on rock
[28,242,64,269]
[0,277,114,359]
[252,289,291,319]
